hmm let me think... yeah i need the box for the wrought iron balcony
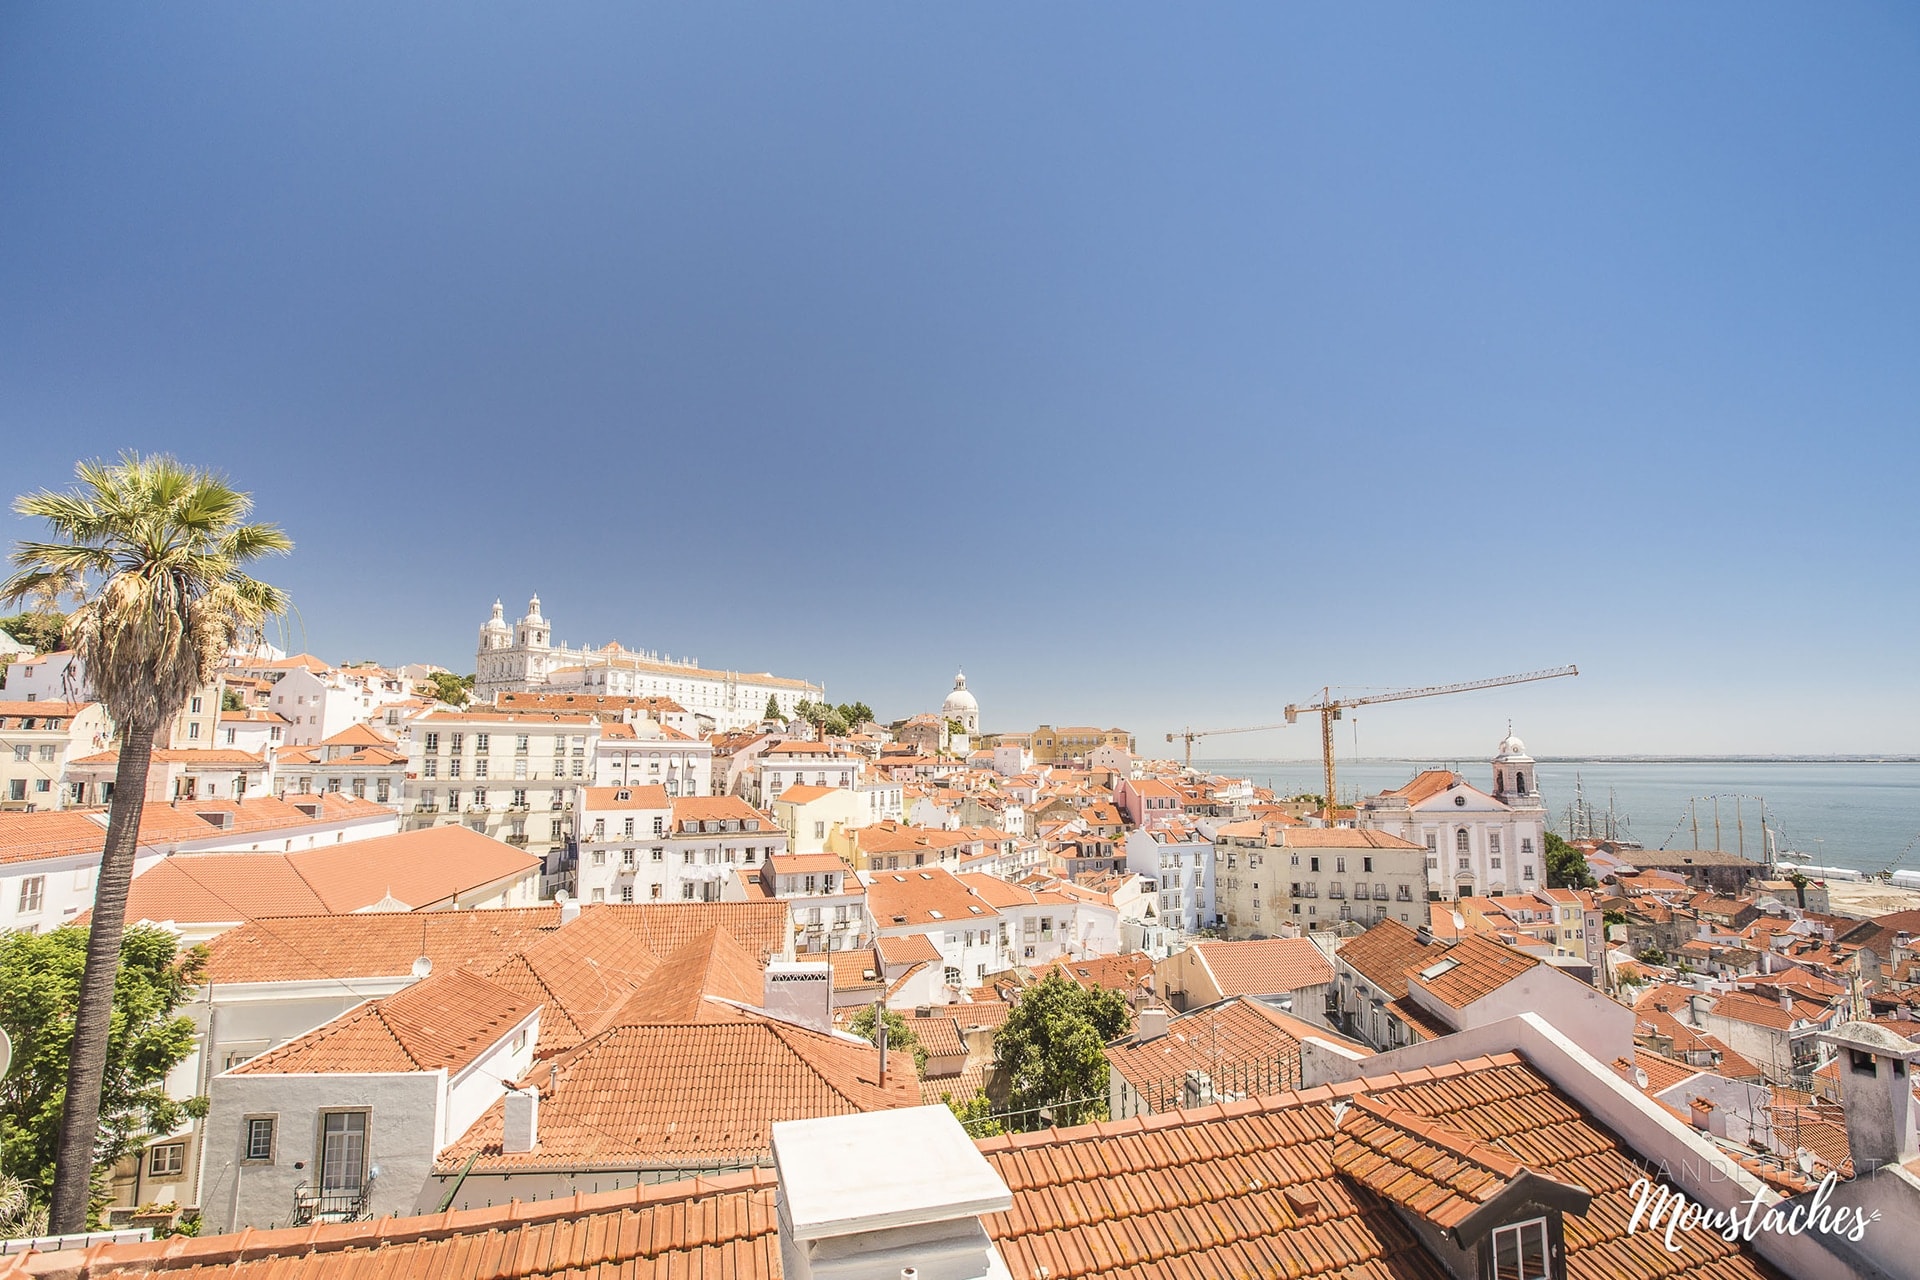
[291,1181,369,1226]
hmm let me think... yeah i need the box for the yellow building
[1030,725,1135,764]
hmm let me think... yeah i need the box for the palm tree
[3,454,290,1232]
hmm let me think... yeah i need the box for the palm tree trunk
[47,721,157,1234]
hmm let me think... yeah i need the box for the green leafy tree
[994,974,1129,1128]
[1543,832,1596,890]
[946,718,966,737]
[0,610,68,653]
[837,702,873,730]
[1637,947,1668,967]
[820,710,850,738]
[847,1004,927,1072]
[428,671,472,707]
[220,688,244,712]
[0,926,209,1225]
[763,694,786,722]
[945,1091,1005,1137]
[4,453,289,1232]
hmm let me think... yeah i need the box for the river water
[1197,758,1920,879]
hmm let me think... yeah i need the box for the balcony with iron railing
[291,1181,368,1226]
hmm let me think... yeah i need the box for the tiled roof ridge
[1339,1092,1527,1181]
[26,1168,779,1273]
[975,1050,1530,1153]
[765,1018,888,1100]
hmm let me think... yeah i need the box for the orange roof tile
[0,809,107,865]
[1407,934,1541,1009]
[231,966,537,1076]
[1107,997,1344,1107]
[1190,937,1334,996]
[112,825,537,924]
[1336,919,1448,1000]
[438,1015,919,1173]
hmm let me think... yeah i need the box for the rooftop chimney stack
[1819,1022,1920,1173]
[1136,1008,1170,1042]
[559,897,582,925]
[764,961,834,1034]
[502,1086,539,1154]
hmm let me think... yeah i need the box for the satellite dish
[0,1027,11,1079]
[411,956,433,979]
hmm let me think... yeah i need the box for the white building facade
[1356,734,1549,900]
[471,594,820,730]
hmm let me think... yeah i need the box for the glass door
[319,1112,367,1193]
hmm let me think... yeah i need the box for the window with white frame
[1488,1216,1551,1280]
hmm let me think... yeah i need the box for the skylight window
[1419,957,1460,981]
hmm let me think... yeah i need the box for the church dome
[1496,732,1528,758]
[482,599,510,635]
[942,670,978,715]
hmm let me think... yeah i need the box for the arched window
[1515,772,1526,792]
[1455,828,1470,853]
[1495,770,1504,792]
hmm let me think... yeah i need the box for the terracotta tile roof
[1710,990,1800,1030]
[827,948,884,994]
[1040,951,1155,996]
[1190,937,1334,996]
[1336,918,1448,1000]
[598,927,766,1024]
[317,722,396,747]
[199,901,789,986]
[980,1051,1778,1280]
[0,809,108,865]
[1107,997,1339,1107]
[70,747,267,767]
[904,1008,968,1059]
[1631,1048,1704,1094]
[866,867,1000,926]
[112,825,538,924]
[1407,935,1541,1010]
[0,700,92,720]
[202,906,568,984]
[773,784,841,804]
[478,910,671,1052]
[1385,995,1452,1041]
[1333,1094,1538,1231]
[765,852,853,876]
[876,933,942,966]
[671,794,775,828]
[438,1017,919,1172]
[230,966,536,1076]
[1383,768,1466,806]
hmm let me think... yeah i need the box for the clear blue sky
[3,5,1916,756]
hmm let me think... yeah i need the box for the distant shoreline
[1193,756,1920,766]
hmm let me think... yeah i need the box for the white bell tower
[1491,725,1537,804]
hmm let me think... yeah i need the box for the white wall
[202,1070,447,1231]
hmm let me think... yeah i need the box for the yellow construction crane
[1165,721,1294,769]
[1285,665,1579,819]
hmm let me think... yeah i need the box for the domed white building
[941,670,979,735]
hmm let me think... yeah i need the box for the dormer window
[1489,1216,1552,1280]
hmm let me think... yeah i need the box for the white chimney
[502,1086,539,1154]
[559,897,582,925]
[1183,1070,1216,1109]
[774,1106,1012,1280]
[764,961,834,1034]
[1136,1008,1170,1042]
[1819,1022,1920,1173]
